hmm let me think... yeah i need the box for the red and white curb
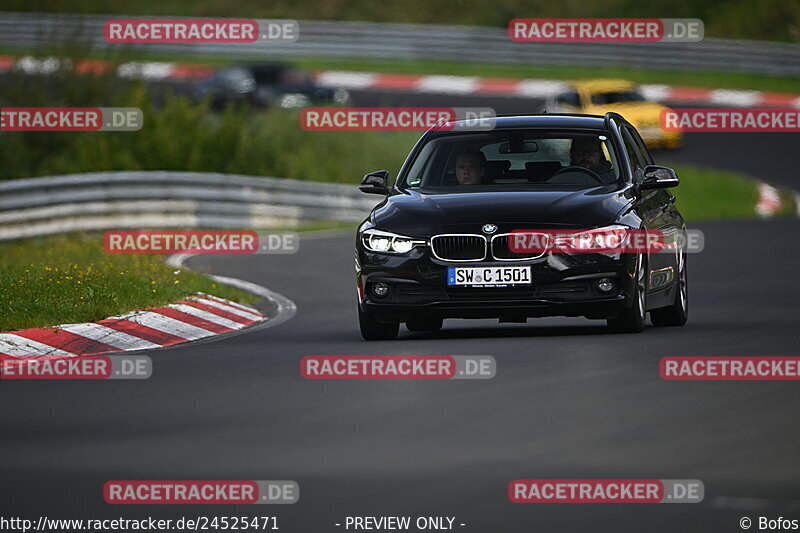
[2,54,800,108]
[756,182,784,218]
[313,70,800,108]
[0,55,213,80]
[755,181,800,218]
[0,293,265,360]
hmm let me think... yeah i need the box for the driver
[455,150,486,185]
[569,138,615,182]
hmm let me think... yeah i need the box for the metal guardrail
[0,172,377,241]
[1,12,799,77]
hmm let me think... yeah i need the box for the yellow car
[546,79,682,149]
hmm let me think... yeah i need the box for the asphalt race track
[1,91,799,532]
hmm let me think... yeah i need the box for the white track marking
[197,293,262,315]
[709,89,761,107]
[417,75,479,94]
[122,311,217,340]
[640,84,670,100]
[515,79,569,98]
[315,70,377,89]
[167,304,245,330]
[59,323,161,351]
[188,297,263,321]
[117,61,175,80]
[0,334,74,357]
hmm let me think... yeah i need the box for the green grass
[0,233,261,331]
[0,74,420,182]
[778,190,798,216]
[0,222,356,332]
[4,0,799,42]
[670,165,762,220]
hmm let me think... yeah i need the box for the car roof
[572,79,638,93]
[434,113,611,132]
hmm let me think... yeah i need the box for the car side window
[621,129,647,184]
[556,91,580,108]
[626,126,654,165]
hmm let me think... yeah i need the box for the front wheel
[607,254,647,333]
[651,252,688,327]
[358,307,399,341]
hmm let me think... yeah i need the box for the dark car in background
[355,113,688,340]
[195,64,350,110]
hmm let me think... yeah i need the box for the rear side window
[621,128,648,184]
[590,91,646,105]
[626,125,653,165]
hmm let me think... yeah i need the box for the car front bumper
[356,247,639,322]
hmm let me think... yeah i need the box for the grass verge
[671,165,761,220]
[0,232,260,332]
[671,165,798,220]
[0,76,418,182]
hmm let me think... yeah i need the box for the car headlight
[361,229,425,254]
[549,224,632,257]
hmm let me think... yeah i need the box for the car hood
[371,186,633,236]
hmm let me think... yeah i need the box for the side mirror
[640,165,679,190]
[359,170,390,195]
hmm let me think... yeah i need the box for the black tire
[651,252,688,327]
[406,316,443,333]
[607,254,647,333]
[358,307,399,341]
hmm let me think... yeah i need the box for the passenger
[455,150,486,185]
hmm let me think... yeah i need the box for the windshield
[400,130,620,192]
[590,90,646,105]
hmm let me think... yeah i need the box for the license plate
[447,266,532,287]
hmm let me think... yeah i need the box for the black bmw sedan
[355,113,688,340]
